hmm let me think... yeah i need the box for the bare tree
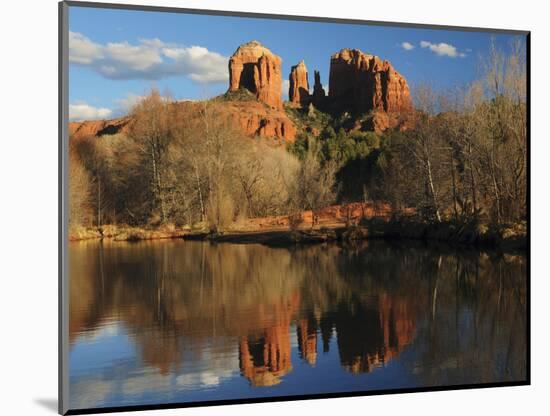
[128,89,175,224]
[294,138,338,228]
[407,85,445,222]
[68,144,92,227]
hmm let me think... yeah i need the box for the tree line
[69,39,526,231]
[69,92,338,230]
[377,39,527,224]
[291,39,527,225]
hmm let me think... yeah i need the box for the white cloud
[162,45,228,83]
[68,31,103,64]
[420,40,467,58]
[75,321,121,343]
[69,31,229,83]
[71,92,190,121]
[69,102,112,121]
[105,41,162,71]
[401,42,415,51]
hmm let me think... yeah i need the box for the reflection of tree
[69,240,526,386]
[70,241,305,377]
[412,252,527,385]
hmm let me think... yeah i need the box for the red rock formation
[329,48,412,118]
[70,100,296,142]
[69,117,129,140]
[289,60,310,106]
[228,41,283,110]
[214,101,297,142]
[312,70,326,104]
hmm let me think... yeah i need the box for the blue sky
[68,5,524,120]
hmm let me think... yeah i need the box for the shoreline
[69,218,527,252]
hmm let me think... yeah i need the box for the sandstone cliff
[329,48,412,116]
[222,100,296,141]
[68,117,129,139]
[312,70,326,103]
[69,100,297,142]
[289,60,310,106]
[70,43,416,143]
[228,41,283,110]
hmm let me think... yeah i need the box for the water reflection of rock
[239,293,298,386]
[69,240,527,388]
[324,294,416,374]
[297,316,318,366]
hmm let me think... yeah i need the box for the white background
[1,0,548,414]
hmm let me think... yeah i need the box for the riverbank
[69,224,188,242]
[358,217,527,251]
[187,218,526,251]
[69,202,382,242]
[69,218,526,251]
[69,202,526,251]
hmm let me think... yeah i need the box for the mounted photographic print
[59,1,530,414]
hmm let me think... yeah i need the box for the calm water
[69,239,527,410]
